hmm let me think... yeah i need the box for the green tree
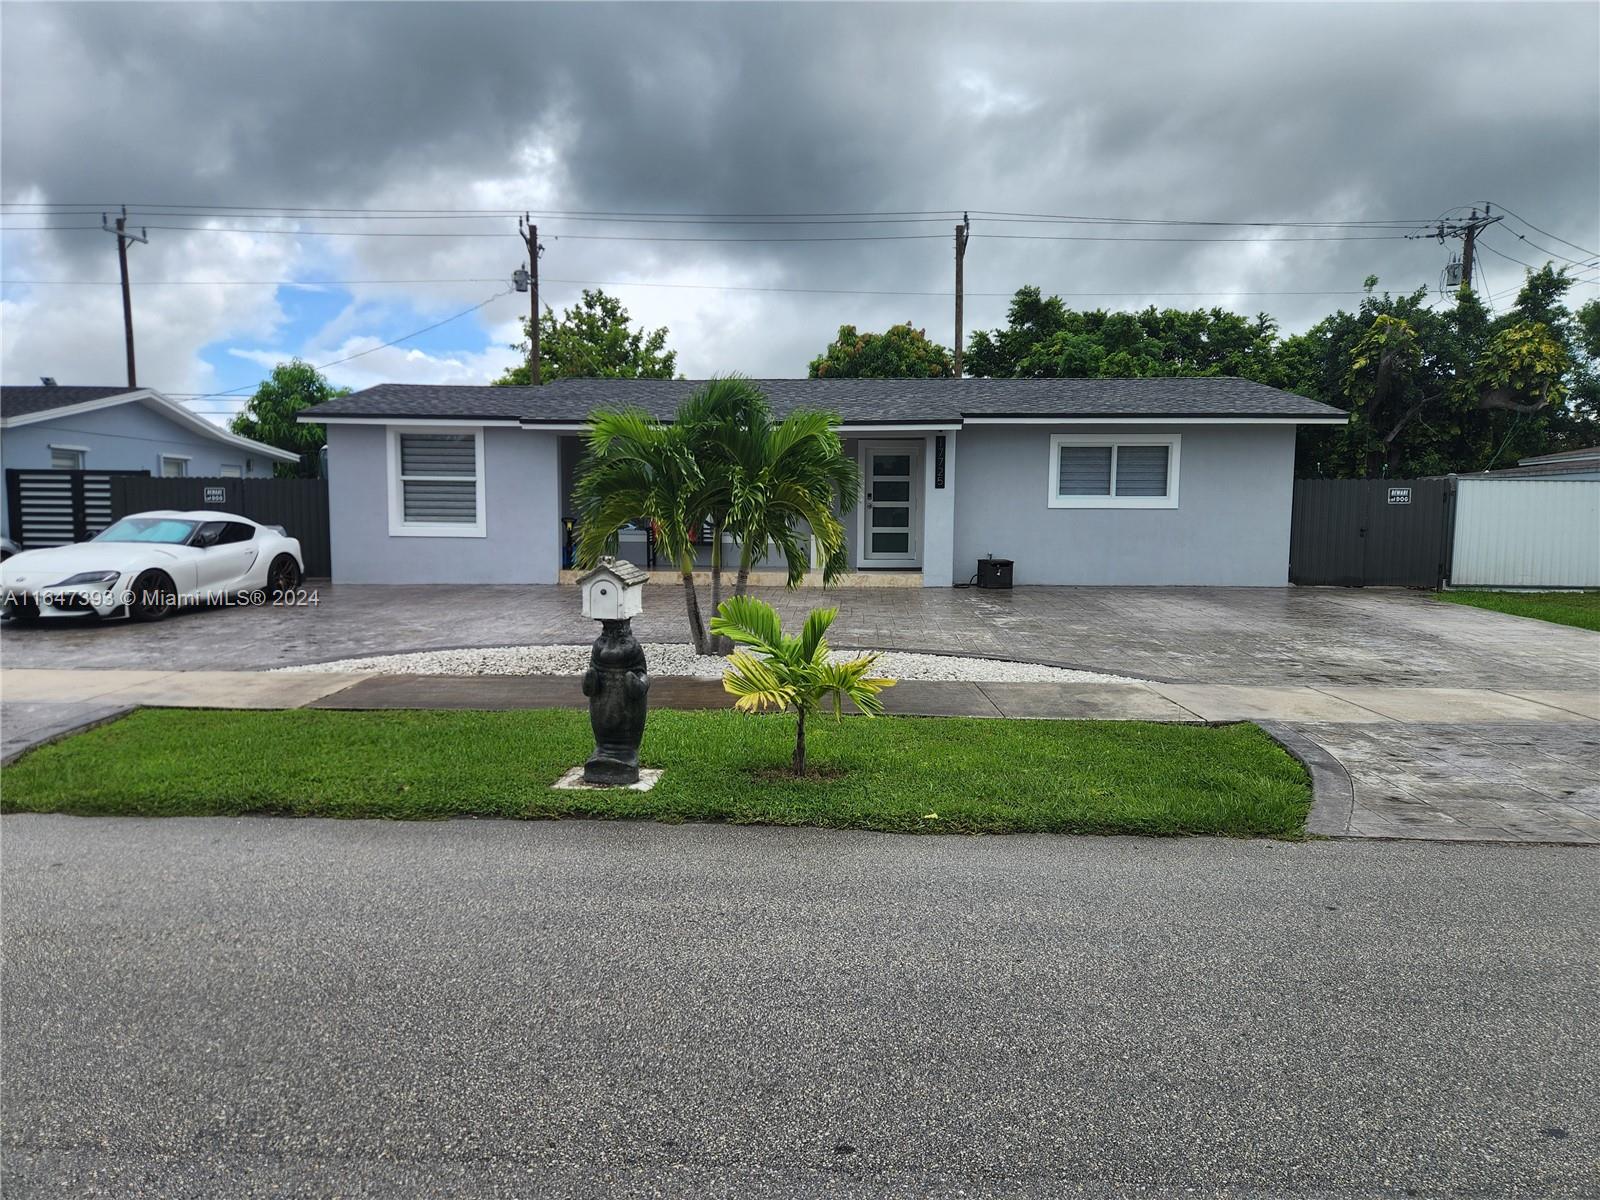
[1288,270,1584,478]
[709,595,894,776]
[495,289,676,385]
[809,323,953,378]
[965,287,1283,383]
[229,360,348,478]
[572,408,717,652]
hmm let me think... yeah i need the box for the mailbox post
[576,557,651,785]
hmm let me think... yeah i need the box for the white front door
[860,442,921,566]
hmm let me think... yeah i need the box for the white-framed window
[387,426,486,537]
[219,463,244,478]
[1047,434,1180,509]
[160,455,190,478]
[49,444,87,470]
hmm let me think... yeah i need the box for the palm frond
[721,651,799,712]
[709,594,788,658]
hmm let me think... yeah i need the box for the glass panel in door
[864,447,918,563]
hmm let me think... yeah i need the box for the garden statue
[576,558,651,784]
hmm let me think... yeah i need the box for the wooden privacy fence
[109,476,332,578]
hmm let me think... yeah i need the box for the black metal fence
[1289,477,1455,588]
[110,476,332,578]
[5,469,150,548]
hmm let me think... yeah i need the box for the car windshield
[94,517,199,545]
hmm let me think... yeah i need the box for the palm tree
[674,377,769,626]
[572,377,863,655]
[709,595,894,776]
[715,406,861,597]
[571,409,719,653]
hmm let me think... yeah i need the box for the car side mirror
[195,529,220,548]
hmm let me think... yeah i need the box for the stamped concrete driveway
[4,585,1597,843]
[1,582,1595,687]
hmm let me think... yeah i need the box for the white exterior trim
[839,423,962,434]
[968,415,1344,426]
[386,424,487,538]
[2,388,301,463]
[1047,433,1182,510]
[312,416,525,428]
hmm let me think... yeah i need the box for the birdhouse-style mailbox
[575,556,651,786]
[579,557,648,621]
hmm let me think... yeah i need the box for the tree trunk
[792,708,807,776]
[680,569,709,655]
[708,521,731,654]
[734,539,754,597]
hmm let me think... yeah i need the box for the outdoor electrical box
[976,557,1013,590]
[578,556,648,620]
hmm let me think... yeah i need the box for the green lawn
[0,708,1311,838]
[1435,589,1600,632]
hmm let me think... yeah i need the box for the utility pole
[101,207,148,387]
[1432,204,1501,294]
[953,212,970,378]
[518,214,544,384]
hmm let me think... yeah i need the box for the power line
[0,201,1438,229]
[169,287,513,400]
[1486,202,1599,259]
[0,275,1383,297]
[0,222,1418,245]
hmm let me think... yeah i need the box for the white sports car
[0,510,303,623]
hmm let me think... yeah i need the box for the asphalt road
[2,817,1595,1198]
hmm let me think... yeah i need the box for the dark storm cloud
[3,2,1596,385]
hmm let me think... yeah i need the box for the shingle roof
[0,385,138,420]
[302,377,1346,424]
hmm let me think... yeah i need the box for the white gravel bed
[276,643,1131,684]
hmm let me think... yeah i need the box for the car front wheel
[129,570,177,622]
[267,554,302,601]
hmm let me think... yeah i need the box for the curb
[1,703,137,766]
[1257,721,1354,837]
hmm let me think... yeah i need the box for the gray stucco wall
[1,401,278,540]
[326,423,560,584]
[952,423,1297,585]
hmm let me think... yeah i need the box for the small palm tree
[572,409,719,652]
[709,595,895,776]
[712,404,860,595]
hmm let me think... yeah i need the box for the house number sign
[935,435,946,489]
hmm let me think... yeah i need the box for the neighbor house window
[1047,435,1180,509]
[387,427,486,537]
[219,463,244,478]
[160,455,190,478]
[49,445,86,470]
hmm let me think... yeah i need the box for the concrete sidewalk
[4,666,1594,723]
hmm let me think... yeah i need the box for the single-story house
[1,384,299,545]
[300,377,1346,587]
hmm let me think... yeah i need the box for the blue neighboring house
[1,383,300,548]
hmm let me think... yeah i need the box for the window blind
[1058,445,1113,495]
[1114,445,1169,496]
[400,433,477,524]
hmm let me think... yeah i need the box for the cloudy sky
[2,1,1596,422]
